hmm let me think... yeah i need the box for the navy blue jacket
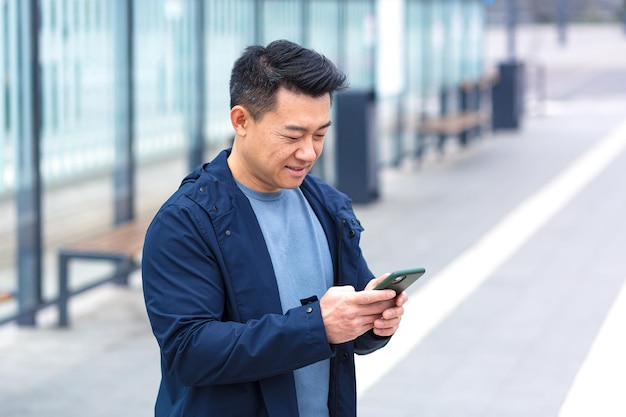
[142,150,389,417]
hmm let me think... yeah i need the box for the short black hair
[229,39,348,120]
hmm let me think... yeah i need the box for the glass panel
[445,0,464,87]
[421,0,444,111]
[307,0,340,63]
[205,0,256,148]
[0,0,14,195]
[39,0,115,184]
[134,0,185,161]
[470,0,486,79]
[0,0,15,304]
[406,0,424,97]
[343,0,376,90]
[262,0,303,44]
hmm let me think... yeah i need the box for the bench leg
[113,258,132,286]
[459,129,469,146]
[414,131,427,164]
[437,133,447,154]
[58,254,70,328]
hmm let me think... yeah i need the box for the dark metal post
[113,0,134,225]
[15,0,42,326]
[623,0,626,35]
[505,0,517,60]
[186,0,205,170]
[622,0,626,32]
[392,0,411,167]
[58,254,70,327]
[556,0,568,46]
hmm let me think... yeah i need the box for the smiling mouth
[286,165,309,176]
[286,165,307,172]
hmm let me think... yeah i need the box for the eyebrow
[284,121,332,132]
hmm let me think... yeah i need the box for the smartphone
[374,267,426,294]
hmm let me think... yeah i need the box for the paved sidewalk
[1,24,626,417]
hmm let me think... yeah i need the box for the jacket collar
[182,148,355,223]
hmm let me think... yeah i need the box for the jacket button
[342,352,349,361]
[225,230,231,236]
[306,307,313,314]
[348,230,355,237]
[199,187,205,192]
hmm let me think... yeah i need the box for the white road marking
[356,120,626,396]
[557,279,626,417]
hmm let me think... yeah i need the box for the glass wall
[37,0,115,183]
[342,0,377,89]
[0,0,385,196]
[307,0,341,63]
[262,0,304,44]
[203,0,256,147]
[0,0,485,197]
[134,0,185,161]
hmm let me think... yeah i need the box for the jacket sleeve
[142,202,333,387]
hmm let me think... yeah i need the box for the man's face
[230,87,332,193]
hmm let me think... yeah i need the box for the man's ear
[230,105,249,137]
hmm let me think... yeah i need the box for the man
[142,40,408,417]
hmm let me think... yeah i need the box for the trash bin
[492,60,525,130]
[334,89,379,204]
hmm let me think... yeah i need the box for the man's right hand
[319,285,397,344]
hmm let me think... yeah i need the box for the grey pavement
[1,24,626,417]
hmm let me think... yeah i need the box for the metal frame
[185,0,206,171]
[113,0,135,225]
[15,0,43,326]
[57,250,137,328]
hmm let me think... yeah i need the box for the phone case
[374,267,426,294]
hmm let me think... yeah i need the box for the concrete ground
[1,24,626,416]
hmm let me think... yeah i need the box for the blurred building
[486,0,624,24]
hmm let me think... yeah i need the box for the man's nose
[296,137,319,162]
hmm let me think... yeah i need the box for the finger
[369,309,403,334]
[375,312,402,329]
[353,299,398,318]
[381,305,404,320]
[374,316,401,330]
[372,321,399,337]
[364,273,391,291]
[353,288,396,305]
[364,278,377,291]
[395,291,409,307]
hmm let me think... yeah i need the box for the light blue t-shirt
[237,182,333,417]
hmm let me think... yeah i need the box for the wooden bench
[419,111,490,136]
[416,74,496,157]
[57,218,151,327]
